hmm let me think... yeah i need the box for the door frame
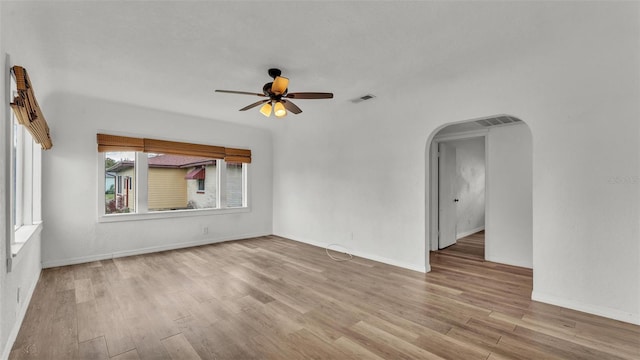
[428,129,488,256]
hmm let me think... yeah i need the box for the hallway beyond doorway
[436,230,484,261]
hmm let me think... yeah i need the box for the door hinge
[6,257,13,273]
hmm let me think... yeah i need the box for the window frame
[98,150,250,222]
[7,71,43,259]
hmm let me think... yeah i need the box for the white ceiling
[3,1,581,129]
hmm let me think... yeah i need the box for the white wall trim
[532,291,640,326]
[42,232,270,268]
[1,268,40,360]
[456,226,484,240]
[277,233,429,273]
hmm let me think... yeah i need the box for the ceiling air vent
[350,94,376,103]
[475,116,521,127]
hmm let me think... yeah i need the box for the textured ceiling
[2,1,578,129]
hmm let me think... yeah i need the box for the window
[105,152,136,214]
[12,112,22,229]
[225,162,246,208]
[97,135,250,219]
[9,73,43,247]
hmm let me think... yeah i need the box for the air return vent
[350,94,376,103]
[475,116,521,127]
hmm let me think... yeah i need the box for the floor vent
[475,116,521,127]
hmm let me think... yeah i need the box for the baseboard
[456,226,484,240]
[41,232,271,268]
[2,269,41,360]
[275,233,429,273]
[531,291,640,325]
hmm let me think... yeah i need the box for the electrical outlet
[202,226,209,235]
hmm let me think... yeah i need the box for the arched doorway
[426,115,533,269]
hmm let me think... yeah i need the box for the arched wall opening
[425,114,533,272]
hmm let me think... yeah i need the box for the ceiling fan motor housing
[263,82,287,98]
[267,68,282,79]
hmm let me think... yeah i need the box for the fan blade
[282,100,302,114]
[216,90,266,97]
[271,76,289,95]
[239,99,269,111]
[286,92,333,99]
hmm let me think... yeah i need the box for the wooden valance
[10,66,53,150]
[225,148,252,163]
[96,134,144,152]
[97,133,250,163]
[144,139,226,159]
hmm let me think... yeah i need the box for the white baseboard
[456,226,485,240]
[2,269,41,360]
[41,232,271,268]
[531,290,640,325]
[275,233,429,273]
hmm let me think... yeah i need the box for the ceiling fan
[215,68,333,118]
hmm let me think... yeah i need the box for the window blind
[143,138,225,159]
[96,134,144,152]
[10,66,53,150]
[97,134,250,163]
[225,148,252,163]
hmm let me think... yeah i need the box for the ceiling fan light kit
[216,68,333,118]
[259,102,272,117]
[274,101,287,118]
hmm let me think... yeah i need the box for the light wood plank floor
[438,231,485,261]
[10,236,640,359]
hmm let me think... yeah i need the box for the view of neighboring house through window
[147,154,217,211]
[105,152,136,214]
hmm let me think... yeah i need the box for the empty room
[1,1,639,359]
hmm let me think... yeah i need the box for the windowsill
[12,222,43,257]
[98,206,250,223]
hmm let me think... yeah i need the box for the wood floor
[10,236,640,360]
[439,231,485,261]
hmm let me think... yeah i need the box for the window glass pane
[105,152,136,214]
[11,74,23,229]
[12,117,19,227]
[226,162,244,208]
[147,154,217,211]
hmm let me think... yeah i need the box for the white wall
[486,124,532,268]
[40,93,273,267]
[0,232,41,360]
[274,3,639,324]
[0,17,44,360]
[449,137,485,238]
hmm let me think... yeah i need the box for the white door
[438,142,457,249]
